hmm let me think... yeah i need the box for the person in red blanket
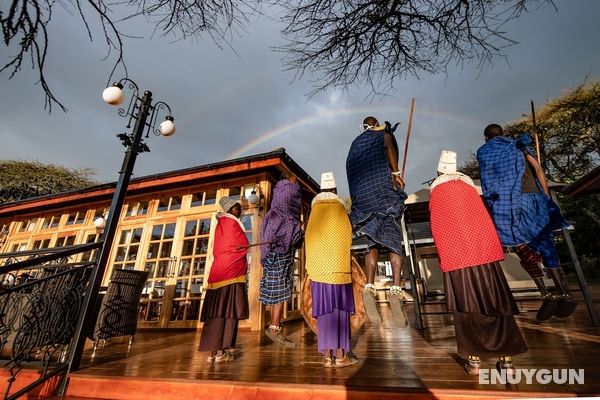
[429,150,527,375]
[199,196,255,363]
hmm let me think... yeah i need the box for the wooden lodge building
[0,148,319,332]
[2,149,600,400]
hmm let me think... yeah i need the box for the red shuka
[207,214,249,286]
[429,179,504,272]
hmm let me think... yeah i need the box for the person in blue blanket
[477,123,576,321]
[346,116,408,327]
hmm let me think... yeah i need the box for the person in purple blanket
[259,172,304,347]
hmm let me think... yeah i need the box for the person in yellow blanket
[305,172,358,368]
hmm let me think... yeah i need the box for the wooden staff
[531,99,541,163]
[401,97,415,180]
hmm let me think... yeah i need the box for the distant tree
[505,81,600,184]
[458,154,480,180]
[2,0,554,110]
[0,160,98,203]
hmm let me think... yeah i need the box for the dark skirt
[198,282,248,352]
[444,262,528,357]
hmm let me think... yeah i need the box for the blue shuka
[346,128,407,255]
[477,135,568,268]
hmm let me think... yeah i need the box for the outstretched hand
[392,174,405,190]
[384,121,400,134]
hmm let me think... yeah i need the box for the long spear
[401,97,415,180]
[530,99,541,163]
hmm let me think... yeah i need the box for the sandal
[215,352,234,363]
[554,294,577,318]
[536,294,561,321]
[388,286,408,328]
[322,356,334,368]
[363,284,382,324]
[334,354,359,368]
[496,360,516,376]
[265,326,296,348]
[465,359,480,375]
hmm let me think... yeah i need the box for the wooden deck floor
[58,293,600,400]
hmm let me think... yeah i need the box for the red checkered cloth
[430,179,504,272]
[514,244,544,279]
[207,214,249,287]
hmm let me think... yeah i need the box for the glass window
[204,190,217,205]
[157,196,183,212]
[175,216,212,321]
[32,238,51,249]
[10,242,28,252]
[113,227,143,270]
[125,201,150,217]
[81,233,101,262]
[41,215,61,229]
[228,187,241,200]
[191,191,217,207]
[56,235,76,247]
[157,198,170,213]
[66,211,86,225]
[170,197,182,211]
[190,193,203,208]
[18,219,37,232]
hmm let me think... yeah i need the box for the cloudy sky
[1,0,600,197]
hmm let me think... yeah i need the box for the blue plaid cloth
[346,129,407,255]
[259,250,295,305]
[477,135,567,268]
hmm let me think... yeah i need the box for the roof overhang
[562,165,600,198]
[0,149,319,218]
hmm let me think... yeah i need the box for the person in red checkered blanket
[429,150,527,376]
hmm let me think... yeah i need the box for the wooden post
[531,100,542,162]
[401,97,415,180]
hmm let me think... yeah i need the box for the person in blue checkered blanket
[477,123,576,321]
[346,116,408,328]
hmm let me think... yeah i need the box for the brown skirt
[198,282,248,352]
[444,262,528,357]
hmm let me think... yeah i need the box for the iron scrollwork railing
[0,242,101,400]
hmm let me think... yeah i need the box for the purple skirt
[311,281,354,353]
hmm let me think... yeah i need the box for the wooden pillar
[247,177,272,331]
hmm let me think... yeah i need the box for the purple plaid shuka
[260,179,303,261]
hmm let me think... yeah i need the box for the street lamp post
[65,78,175,374]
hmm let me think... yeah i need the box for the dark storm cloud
[1,0,600,196]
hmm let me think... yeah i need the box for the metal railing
[0,242,101,400]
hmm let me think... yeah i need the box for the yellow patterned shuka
[305,198,352,284]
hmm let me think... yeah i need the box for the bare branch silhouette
[1,0,261,112]
[278,0,555,96]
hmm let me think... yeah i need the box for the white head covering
[219,196,239,213]
[320,171,336,190]
[437,150,457,174]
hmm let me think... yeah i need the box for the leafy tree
[2,0,553,110]
[0,160,98,203]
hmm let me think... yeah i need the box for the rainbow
[226,103,483,159]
